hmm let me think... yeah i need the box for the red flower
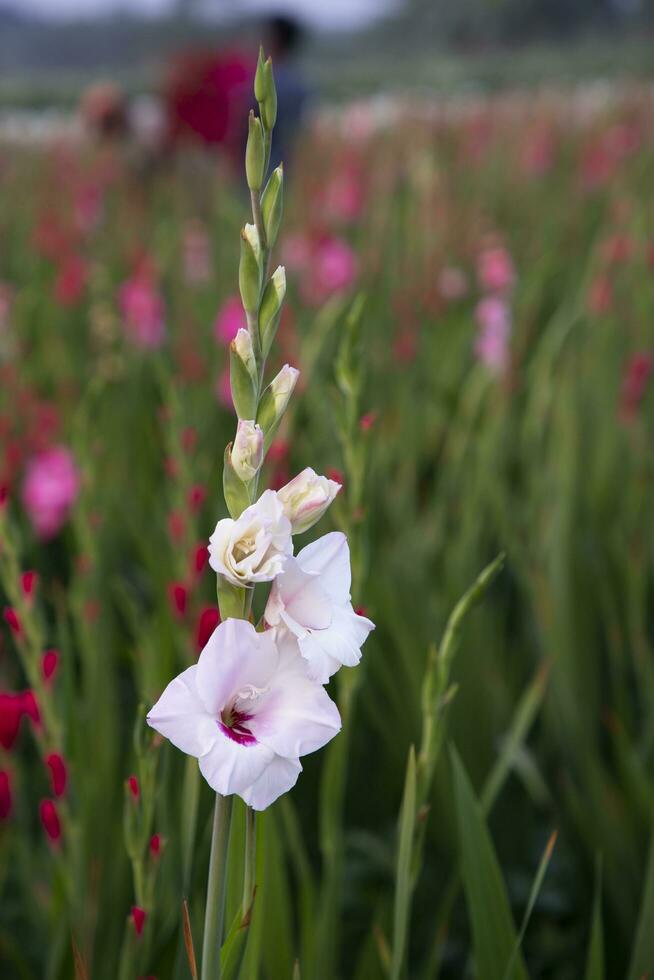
[188,484,207,514]
[131,906,147,937]
[39,799,62,844]
[0,770,12,820]
[168,583,188,619]
[3,607,22,638]
[127,775,140,801]
[42,649,60,683]
[326,468,344,489]
[193,544,209,576]
[0,693,23,750]
[46,753,67,797]
[149,833,162,857]
[196,606,221,650]
[20,570,38,600]
[168,510,185,543]
[20,691,40,728]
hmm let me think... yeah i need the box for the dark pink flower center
[219,706,256,746]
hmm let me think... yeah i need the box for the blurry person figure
[79,82,128,142]
[263,14,309,170]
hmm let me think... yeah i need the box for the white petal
[300,605,374,683]
[267,557,332,631]
[196,619,279,716]
[241,756,302,810]
[199,735,275,796]
[296,532,351,603]
[250,650,341,758]
[147,666,217,758]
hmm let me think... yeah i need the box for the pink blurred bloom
[22,446,80,539]
[322,171,364,223]
[438,265,468,301]
[119,269,166,349]
[54,255,87,307]
[213,295,245,345]
[216,367,233,410]
[183,221,211,284]
[477,247,515,294]
[619,352,654,424]
[587,276,613,316]
[474,297,511,374]
[302,236,357,306]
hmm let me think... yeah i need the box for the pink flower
[619,352,654,424]
[54,255,87,307]
[477,247,515,294]
[474,297,511,374]
[216,367,233,410]
[183,221,211,284]
[119,269,165,349]
[303,237,357,306]
[213,295,246,346]
[281,234,312,272]
[438,266,468,301]
[322,171,364,223]
[22,446,80,539]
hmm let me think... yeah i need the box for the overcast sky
[17,0,401,30]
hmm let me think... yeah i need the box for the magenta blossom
[303,236,357,306]
[477,246,515,295]
[474,297,511,375]
[22,446,80,539]
[119,270,166,349]
[213,295,246,346]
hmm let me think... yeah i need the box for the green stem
[201,793,234,980]
[243,807,256,918]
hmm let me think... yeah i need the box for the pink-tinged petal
[196,619,279,716]
[250,647,341,758]
[198,735,274,797]
[296,532,351,604]
[298,606,373,683]
[267,558,332,632]
[147,666,217,757]
[241,756,302,811]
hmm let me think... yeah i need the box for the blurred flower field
[1,82,654,978]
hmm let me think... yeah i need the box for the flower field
[1,76,654,979]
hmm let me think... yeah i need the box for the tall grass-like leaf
[584,861,604,980]
[628,831,654,980]
[501,831,557,980]
[391,746,417,980]
[451,747,528,980]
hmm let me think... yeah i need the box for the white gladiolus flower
[209,489,292,587]
[232,420,264,481]
[146,619,341,810]
[265,532,375,684]
[277,467,341,535]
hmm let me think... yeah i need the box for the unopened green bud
[230,329,258,419]
[239,225,262,315]
[254,46,266,103]
[259,266,286,358]
[257,363,299,450]
[261,58,277,131]
[261,165,284,249]
[246,111,265,191]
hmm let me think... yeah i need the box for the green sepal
[216,575,247,621]
[230,342,258,420]
[223,444,251,519]
[261,165,284,249]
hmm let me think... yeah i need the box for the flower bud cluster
[148,48,374,813]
